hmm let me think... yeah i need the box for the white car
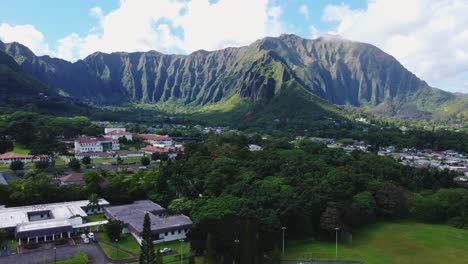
[80,234,87,239]
[88,232,95,239]
[160,248,172,254]
[83,237,90,244]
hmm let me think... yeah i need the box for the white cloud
[55,0,283,61]
[310,25,321,39]
[299,4,309,20]
[0,24,50,55]
[322,0,468,93]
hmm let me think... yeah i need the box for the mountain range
[0,34,466,120]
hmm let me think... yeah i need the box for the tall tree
[9,160,24,174]
[87,193,100,213]
[140,212,156,264]
[205,233,217,264]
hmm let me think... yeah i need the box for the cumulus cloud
[322,0,468,93]
[55,0,282,61]
[299,4,310,20]
[0,23,50,55]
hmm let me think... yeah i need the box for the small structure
[0,199,110,246]
[248,144,263,152]
[104,200,192,245]
[104,128,126,134]
[138,134,173,147]
[58,173,85,185]
[0,152,50,164]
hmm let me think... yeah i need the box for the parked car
[87,232,95,239]
[83,237,90,244]
[80,234,87,239]
[160,248,172,254]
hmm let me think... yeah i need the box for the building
[0,152,50,164]
[138,134,173,147]
[141,146,181,159]
[58,173,85,185]
[248,144,263,152]
[0,199,110,246]
[105,130,133,141]
[104,128,126,134]
[103,200,192,245]
[74,137,119,153]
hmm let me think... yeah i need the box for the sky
[0,0,467,93]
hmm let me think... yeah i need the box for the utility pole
[281,226,286,257]
[335,227,340,259]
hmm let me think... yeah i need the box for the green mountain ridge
[0,49,91,115]
[0,35,466,120]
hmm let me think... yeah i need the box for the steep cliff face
[1,35,466,119]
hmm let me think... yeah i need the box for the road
[0,244,108,264]
[0,173,7,185]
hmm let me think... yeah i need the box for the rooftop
[0,199,110,229]
[138,134,172,141]
[75,137,116,143]
[107,130,132,135]
[104,200,192,235]
[58,173,84,184]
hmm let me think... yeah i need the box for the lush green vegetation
[284,221,468,264]
[55,252,89,264]
[99,242,135,260]
[99,232,140,254]
[87,214,106,222]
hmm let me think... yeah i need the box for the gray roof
[104,200,192,236]
[15,219,73,238]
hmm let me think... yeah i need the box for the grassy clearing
[284,221,468,264]
[99,242,134,260]
[99,233,140,254]
[13,144,31,154]
[55,252,88,264]
[87,213,106,222]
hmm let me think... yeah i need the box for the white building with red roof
[74,137,119,154]
[138,134,173,147]
[0,152,50,164]
[105,130,133,141]
[58,173,85,185]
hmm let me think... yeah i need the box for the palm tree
[87,193,100,213]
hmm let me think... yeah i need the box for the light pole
[54,246,57,264]
[233,239,240,264]
[179,239,184,264]
[335,227,340,260]
[115,239,118,258]
[281,227,286,257]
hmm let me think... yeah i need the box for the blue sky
[0,0,467,93]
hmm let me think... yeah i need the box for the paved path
[0,244,108,264]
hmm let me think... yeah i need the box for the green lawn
[99,242,134,260]
[99,233,140,254]
[6,239,18,250]
[13,144,31,154]
[156,240,191,263]
[54,252,88,264]
[284,221,468,264]
[87,214,107,222]
[92,156,144,165]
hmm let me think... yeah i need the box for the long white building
[0,199,110,245]
[74,137,120,153]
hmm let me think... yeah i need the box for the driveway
[0,173,7,185]
[0,244,108,264]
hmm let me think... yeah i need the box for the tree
[188,254,195,264]
[168,198,195,215]
[81,156,91,165]
[320,207,343,232]
[0,229,7,247]
[140,212,156,264]
[105,219,123,241]
[374,183,410,218]
[205,233,217,264]
[34,160,49,170]
[141,156,150,166]
[118,137,128,145]
[87,193,100,213]
[271,246,281,264]
[10,160,24,173]
[84,171,103,195]
[0,140,13,154]
[68,158,81,171]
[155,249,163,264]
[116,156,123,165]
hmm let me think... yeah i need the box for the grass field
[99,242,134,259]
[99,233,140,255]
[284,221,468,264]
[13,144,30,154]
[92,156,144,165]
[55,252,88,264]
[87,214,106,222]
